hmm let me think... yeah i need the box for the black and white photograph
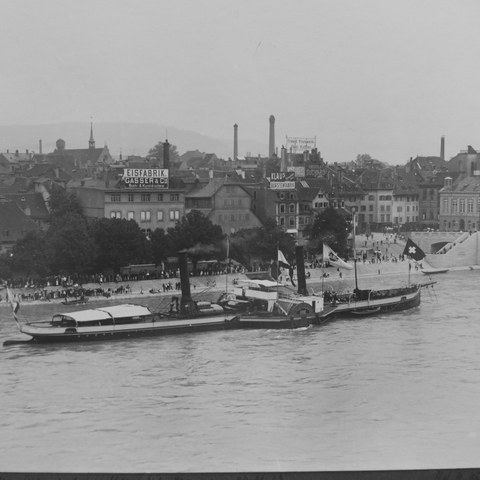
[1,0,480,477]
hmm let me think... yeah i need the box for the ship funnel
[295,245,307,296]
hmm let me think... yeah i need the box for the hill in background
[0,121,267,159]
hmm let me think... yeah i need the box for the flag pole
[6,286,21,331]
[226,235,229,294]
[276,242,279,289]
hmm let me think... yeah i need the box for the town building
[0,198,40,254]
[185,176,263,235]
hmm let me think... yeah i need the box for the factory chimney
[280,145,287,171]
[163,139,170,169]
[269,115,275,158]
[440,136,445,161]
[233,123,238,161]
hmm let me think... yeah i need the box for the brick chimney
[163,140,170,169]
[268,115,275,158]
[233,123,238,161]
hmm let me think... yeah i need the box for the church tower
[89,121,95,149]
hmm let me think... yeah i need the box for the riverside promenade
[1,233,445,308]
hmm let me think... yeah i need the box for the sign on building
[269,171,295,190]
[286,136,316,153]
[287,166,305,178]
[123,168,169,189]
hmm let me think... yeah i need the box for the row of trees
[1,189,351,280]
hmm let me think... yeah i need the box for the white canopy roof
[57,304,152,323]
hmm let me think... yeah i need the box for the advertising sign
[287,166,305,178]
[123,168,169,189]
[286,136,316,153]
[269,171,295,190]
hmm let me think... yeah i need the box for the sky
[2,0,480,164]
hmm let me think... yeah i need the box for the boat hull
[236,313,314,330]
[315,287,421,322]
[21,315,241,343]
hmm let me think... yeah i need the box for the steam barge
[6,251,240,344]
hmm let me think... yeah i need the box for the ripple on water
[1,271,480,471]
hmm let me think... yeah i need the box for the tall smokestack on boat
[178,250,195,314]
[295,245,307,296]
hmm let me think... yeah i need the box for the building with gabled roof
[23,163,72,189]
[2,192,49,229]
[40,124,114,180]
[0,198,40,253]
[185,177,263,235]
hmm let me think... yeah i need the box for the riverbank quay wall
[410,231,480,268]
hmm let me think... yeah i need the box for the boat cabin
[51,304,154,327]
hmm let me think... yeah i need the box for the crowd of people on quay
[0,262,250,304]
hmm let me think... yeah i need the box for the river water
[0,270,479,473]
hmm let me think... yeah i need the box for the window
[127,211,134,220]
[170,194,179,201]
[110,194,121,202]
[289,217,295,226]
[380,205,385,212]
[140,211,151,222]
[157,194,163,201]
[386,205,391,212]
[289,193,295,200]
[368,195,375,201]
[397,206,403,212]
[280,204,285,213]
[369,205,373,211]
[127,193,134,202]
[360,205,366,212]
[289,203,295,213]
[443,198,448,213]
[169,210,180,221]
[406,206,410,212]
[141,193,151,202]
[468,199,474,213]
[110,211,121,219]
[452,199,457,213]
[280,217,285,225]
[459,199,465,213]
[157,210,164,221]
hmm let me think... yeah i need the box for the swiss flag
[402,238,425,261]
